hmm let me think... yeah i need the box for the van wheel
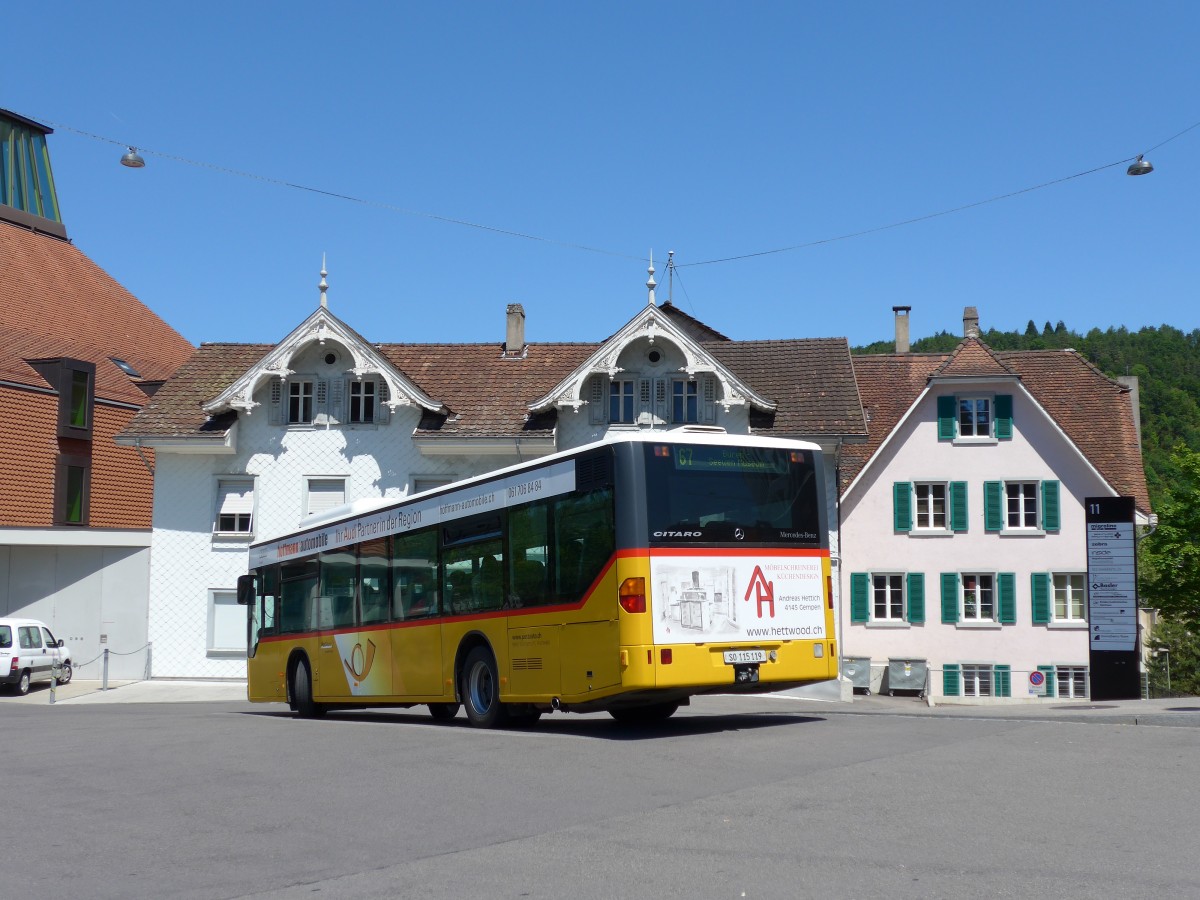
[461,647,507,728]
[57,663,73,685]
[428,703,460,721]
[291,659,326,719]
[16,670,31,696]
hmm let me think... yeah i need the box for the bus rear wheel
[291,658,326,719]
[609,701,680,725]
[428,702,460,721]
[461,647,507,728]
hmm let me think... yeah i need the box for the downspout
[133,438,154,476]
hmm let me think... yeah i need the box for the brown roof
[123,336,868,443]
[1,221,194,401]
[843,341,1151,514]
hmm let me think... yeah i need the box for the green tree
[1145,618,1200,697]
[1139,444,1200,627]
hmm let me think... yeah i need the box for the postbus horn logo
[344,639,377,685]
[744,565,775,619]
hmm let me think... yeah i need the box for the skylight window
[110,357,141,378]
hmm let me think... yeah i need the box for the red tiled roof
[844,342,1151,514]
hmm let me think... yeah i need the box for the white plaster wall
[840,384,1107,697]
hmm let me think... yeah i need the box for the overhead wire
[43,116,1200,273]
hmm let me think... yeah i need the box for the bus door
[239,569,283,702]
[317,547,377,700]
[389,530,444,697]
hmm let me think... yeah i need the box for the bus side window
[508,501,550,607]
[393,529,439,619]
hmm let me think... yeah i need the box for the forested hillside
[854,322,1200,508]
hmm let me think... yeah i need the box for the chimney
[963,306,980,338]
[893,306,911,353]
[504,303,526,357]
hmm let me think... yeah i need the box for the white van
[0,618,73,695]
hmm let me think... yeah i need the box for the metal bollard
[102,648,110,691]
[49,663,59,705]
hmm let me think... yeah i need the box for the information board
[1085,496,1140,701]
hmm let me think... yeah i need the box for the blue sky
[6,3,1198,349]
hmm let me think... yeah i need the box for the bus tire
[292,658,326,719]
[461,646,507,728]
[609,701,679,725]
[428,702,460,721]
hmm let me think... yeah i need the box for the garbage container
[842,657,873,695]
[887,658,928,697]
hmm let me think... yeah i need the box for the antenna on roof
[319,255,329,309]
[667,250,675,304]
[646,251,657,306]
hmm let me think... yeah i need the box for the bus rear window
[644,444,821,545]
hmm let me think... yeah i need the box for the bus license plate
[723,649,767,665]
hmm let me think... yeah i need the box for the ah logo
[744,565,775,619]
[343,639,377,685]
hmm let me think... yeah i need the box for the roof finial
[319,254,328,309]
[646,251,657,306]
[667,250,674,304]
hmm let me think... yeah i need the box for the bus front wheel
[291,658,326,719]
[461,647,507,728]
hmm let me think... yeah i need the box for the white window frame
[207,589,246,658]
[914,482,948,531]
[957,396,993,439]
[288,379,315,424]
[961,663,993,698]
[1052,573,1087,623]
[305,478,346,517]
[1055,666,1088,699]
[348,379,377,424]
[871,573,906,622]
[609,379,635,424]
[961,573,995,622]
[214,478,255,537]
[671,378,700,424]
[412,475,454,495]
[1005,481,1040,530]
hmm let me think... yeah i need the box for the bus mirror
[236,574,256,606]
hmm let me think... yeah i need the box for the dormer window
[27,358,95,439]
[349,380,376,424]
[610,380,636,424]
[672,379,699,423]
[288,380,315,424]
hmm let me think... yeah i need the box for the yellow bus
[237,431,837,726]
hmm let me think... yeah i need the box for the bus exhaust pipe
[551,697,561,711]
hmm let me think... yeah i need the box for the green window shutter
[893,482,913,532]
[998,572,1016,624]
[984,481,1004,532]
[1030,572,1051,625]
[907,572,925,624]
[994,394,1013,440]
[995,664,1012,698]
[949,481,968,532]
[1041,480,1060,531]
[1038,665,1055,697]
[937,395,957,441]
[940,573,959,624]
[943,663,961,697]
[850,573,869,624]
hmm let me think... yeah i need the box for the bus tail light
[619,577,646,613]
[660,648,673,665]
[827,575,833,610]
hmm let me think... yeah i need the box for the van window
[0,626,10,648]
[19,626,43,650]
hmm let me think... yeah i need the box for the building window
[208,589,246,657]
[872,574,905,621]
[413,476,454,494]
[962,574,994,622]
[1055,666,1088,699]
[914,483,946,529]
[215,479,254,535]
[349,380,376,424]
[609,380,635,424]
[958,397,991,438]
[288,380,314,424]
[672,379,699,423]
[54,454,90,525]
[961,664,993,697]
[1006,482,1038,529]
[1053,574,1087,622]
[306,478,346,517]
